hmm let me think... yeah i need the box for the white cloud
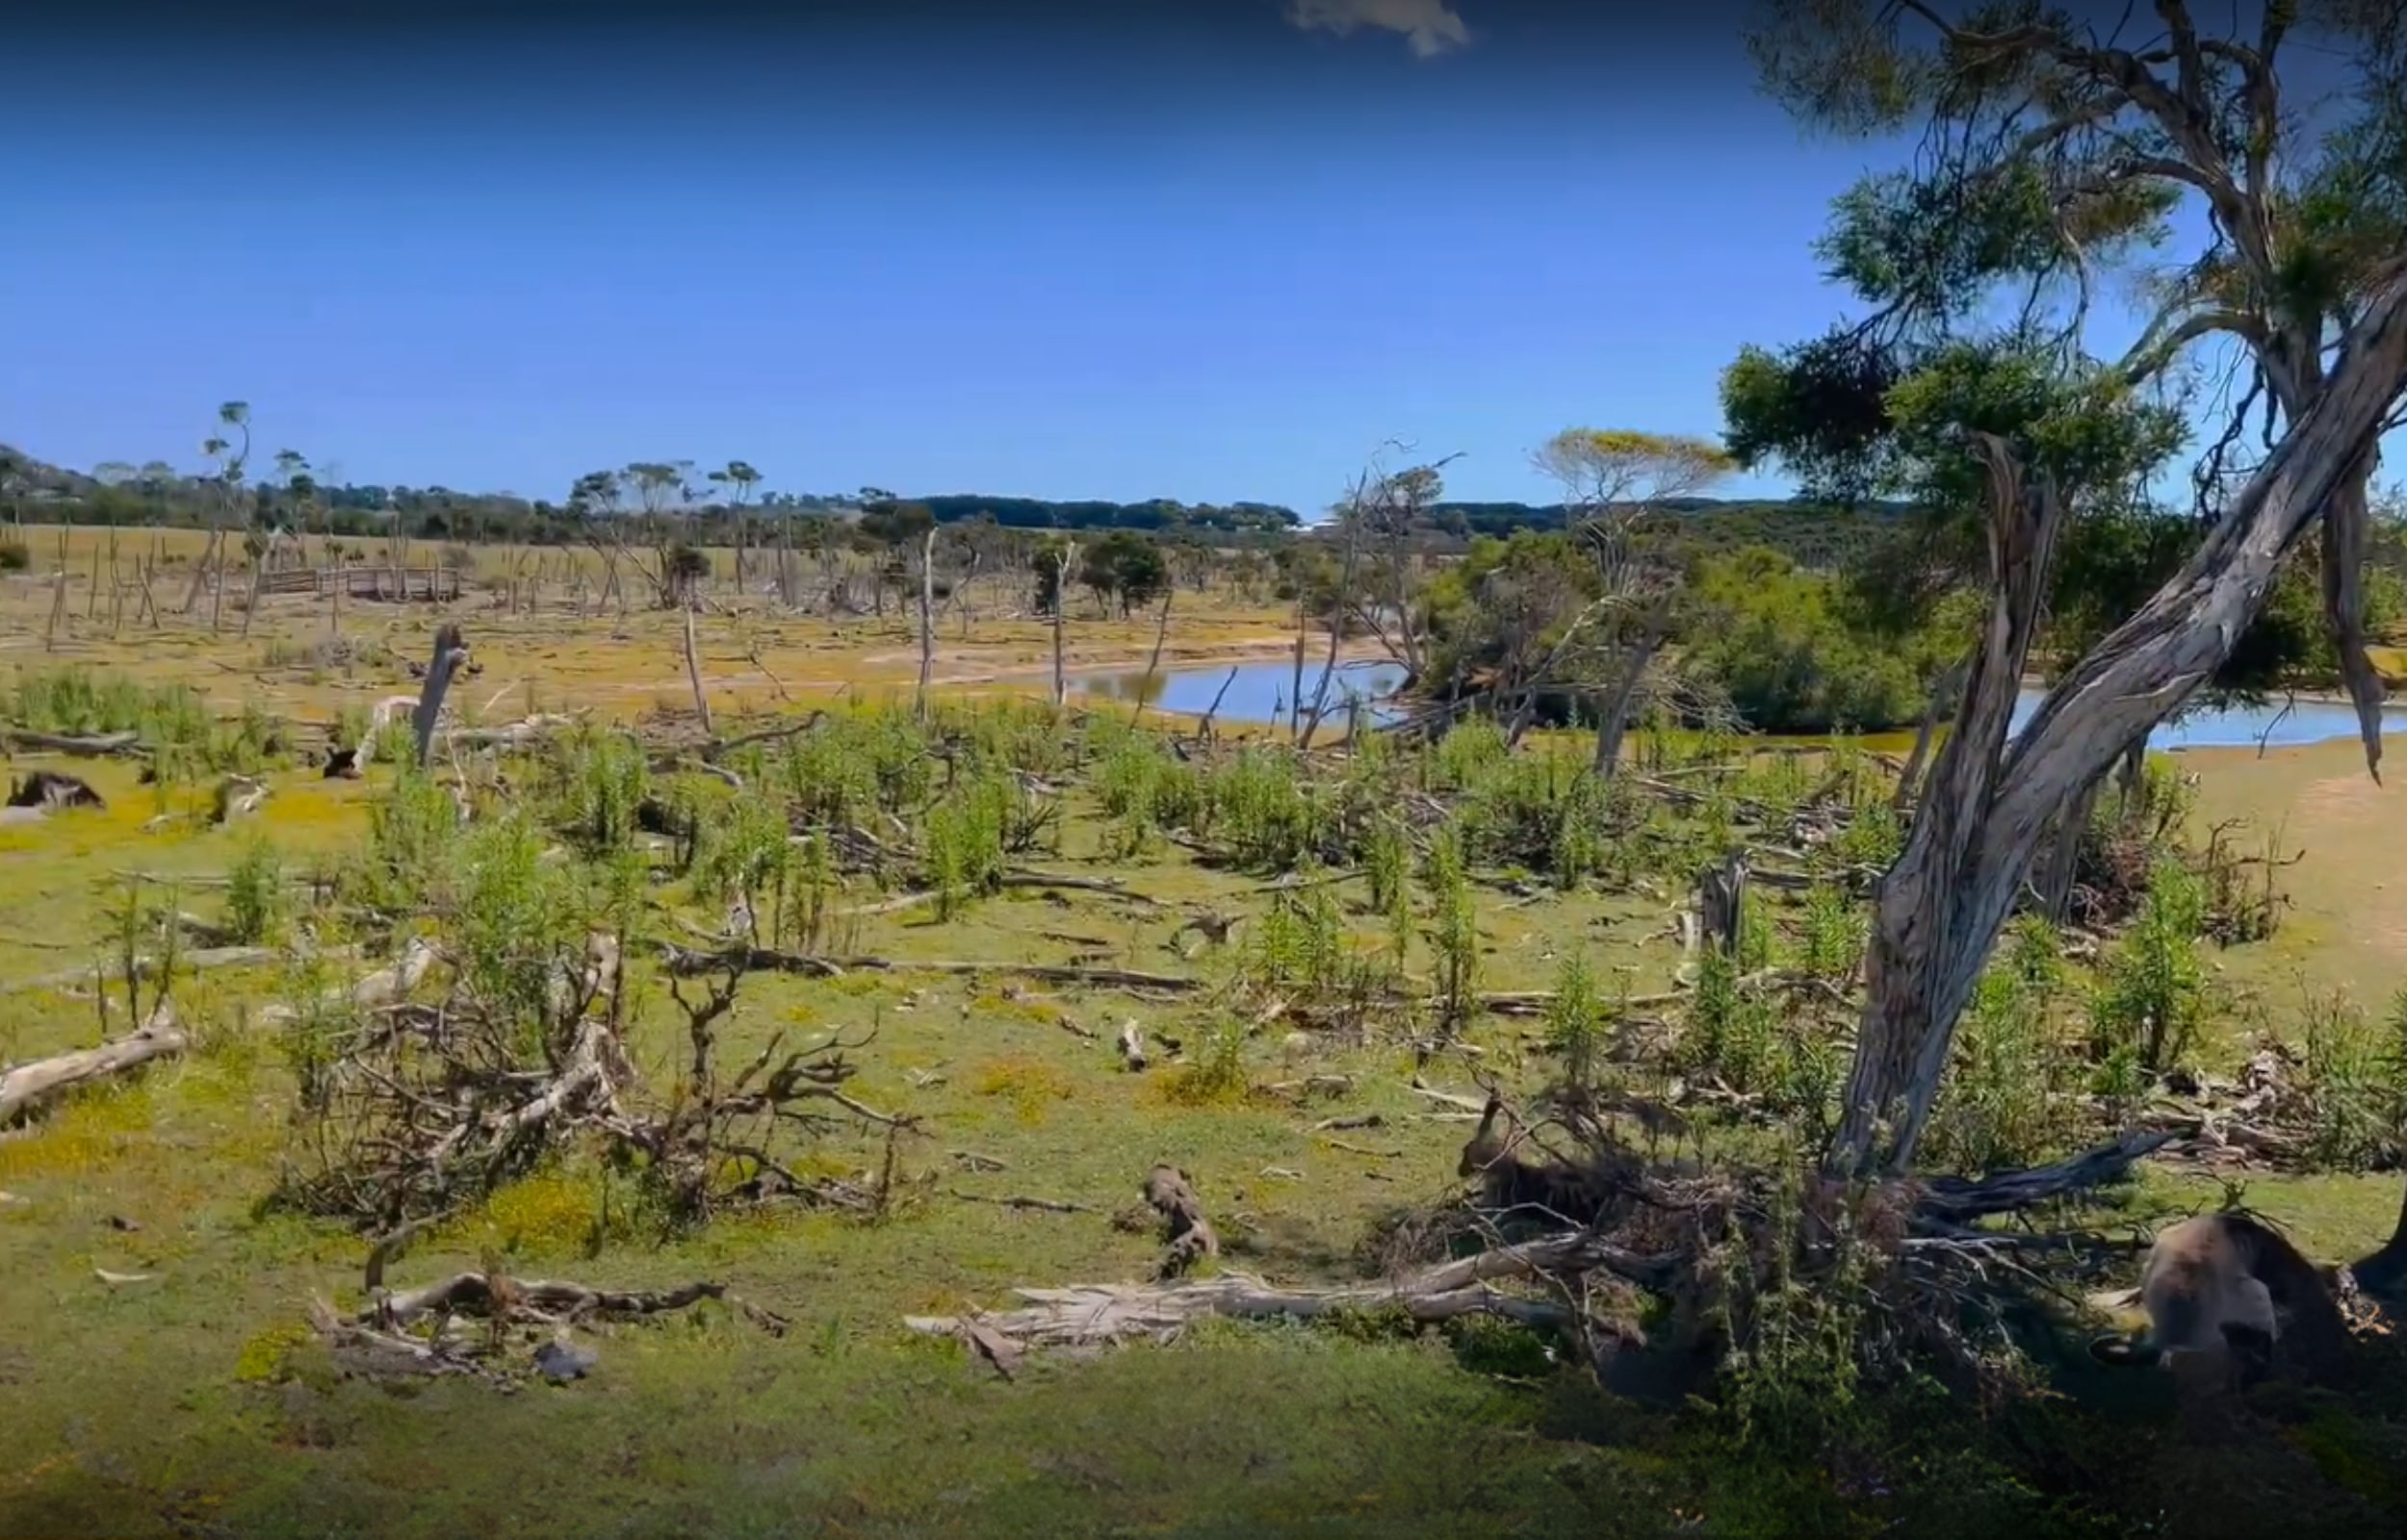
[1282,0,1472,59]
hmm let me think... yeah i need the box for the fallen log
[1914,1128,2178,1225]
[948,1190,1096,1216]
[254,937,439,1029]
[0,943,317,997]
[660,943,1204,994]
[998,869,1165,907]
[902,1232,1654,1349]
[0,1000,184,1126]
[0,728,144,758]
[367,1270,789,1336]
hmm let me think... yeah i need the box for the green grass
[4,695,2407,1538]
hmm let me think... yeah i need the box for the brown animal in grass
[1457,1091,1612,1228]
[2089,1212,2353,1414]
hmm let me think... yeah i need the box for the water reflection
[1076,659,2407,753]
[2006,688,2407,752]
[1078,659,1411,722]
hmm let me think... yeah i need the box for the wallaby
[2089,1212,2351,1392]
[1458,1090,1605,1227]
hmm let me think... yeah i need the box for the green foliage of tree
[1420,531,1599,689]
[1078,530,1171,617]
[1682,548,1946,732]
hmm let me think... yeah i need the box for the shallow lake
[1078,659,1412,723]
[1080,658,2407,753]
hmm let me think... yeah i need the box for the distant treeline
[0,443,1902,565]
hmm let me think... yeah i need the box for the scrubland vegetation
[11,1,2407,1535]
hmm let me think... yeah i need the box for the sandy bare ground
[2186,735,2407,995]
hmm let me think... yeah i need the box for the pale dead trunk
[1592,626,1665,779]
[684,603,712,736]
[210,533,229,632]
[915,527,938,719]
[1050,543,1076,710]
[43,568,66,652]
[180,527,218,615]
[240,553,265,640]
[1288,587,1308,741]
[1831,272,2407,1175]
[1128,582,1178,727]
[0,1001,183,1127]
[1295,608,1347,753]
[411,623,469,769]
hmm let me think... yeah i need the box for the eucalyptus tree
[186,400,251,628]
[1736,0,2407,1177]
[707,459,764,591]
[1530,427,1736,773]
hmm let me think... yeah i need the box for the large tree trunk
[1831,278,2407,1175]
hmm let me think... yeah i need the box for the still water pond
[1080,659,2407,753]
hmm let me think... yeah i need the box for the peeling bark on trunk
[1831,272,2407,1175]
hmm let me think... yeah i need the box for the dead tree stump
[1143,1165,1218,1279]
[1697,849,1749,959]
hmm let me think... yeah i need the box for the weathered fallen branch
[660,943,1204,994]
[949,1189,1096,1216]
[1914,1128,2178,1226]
[367,1270,789,1336]
[308,1296,514,1385]
[254,937,441,1030]
[0,943,310,997]
[0,728,144,758]
[902,1232,1642,1349]
[0,1000,183,1126]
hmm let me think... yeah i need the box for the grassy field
[7,552,2407,1539]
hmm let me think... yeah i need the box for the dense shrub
[1681,548,1938,732]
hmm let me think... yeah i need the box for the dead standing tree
[1329,444,1462,693]
[1739,0,2407,1178]
[179,401,250,630]
[1522,428,1735,772]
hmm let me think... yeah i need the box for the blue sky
[0,0,2270,515]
